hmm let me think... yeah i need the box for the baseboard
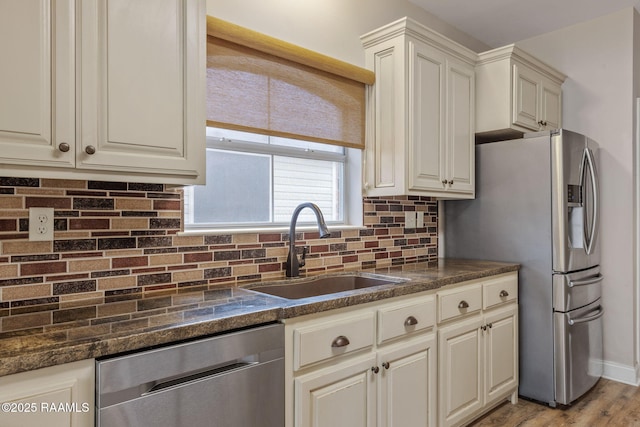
[601,360,640,386]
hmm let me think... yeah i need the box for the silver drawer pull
[404,316,418,327]
[331,335,350,348]
[458,300,469,309]
[568,274,604,288]
[568,306,604,325]
[499,290,509,298]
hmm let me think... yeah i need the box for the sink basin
[250,274,404,299]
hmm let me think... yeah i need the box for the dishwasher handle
[142,361,256,396]
[568,306,604,326]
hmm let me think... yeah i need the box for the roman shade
[206,16,374,149]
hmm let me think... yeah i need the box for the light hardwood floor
[468,379,640,426]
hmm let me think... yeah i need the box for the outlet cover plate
[405,211,417,228]
[29,207,54,241]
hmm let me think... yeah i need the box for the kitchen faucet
[286,202,330,277]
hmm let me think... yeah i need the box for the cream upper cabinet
[0,0,206,185]
[0,359,94,427]
[475,45,566,142]
[361,17,476,199]
[0,0,75,168]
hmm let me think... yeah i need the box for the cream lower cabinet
[360,17,476,199]
[0,0,205,185]
[437,274,519,427]
[285,272,518,427]
[0,359,94,427]
[286,293,437,427]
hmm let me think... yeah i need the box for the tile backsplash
[0,177,438,321]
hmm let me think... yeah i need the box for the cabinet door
[295,355,376,427]
[0,0,74,167]
[408,41,446,192]
[512,63,540,131]
[78,0,205,179]
[0,360,94,427]
[377,334,437,427]
[438,315,484,427]
[484,304,518,406]
[540,79,562,130]
[446,58,474,194]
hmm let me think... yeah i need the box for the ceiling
[409,0,640,48]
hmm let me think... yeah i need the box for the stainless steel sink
[249,274,404,299]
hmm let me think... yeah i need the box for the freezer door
[552,129,601,272]
[554,300,604,405]
[552,266,602,312]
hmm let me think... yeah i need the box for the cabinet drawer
[293,311,375,370]
[438,283,482,323]
[377,295,435,344]
[483,274,518,309]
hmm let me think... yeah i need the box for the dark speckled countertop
[0,258,518,377]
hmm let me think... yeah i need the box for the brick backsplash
[0,178,438,328]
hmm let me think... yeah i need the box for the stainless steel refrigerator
[444,129,604,406]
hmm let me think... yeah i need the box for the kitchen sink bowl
[249,274,405,299]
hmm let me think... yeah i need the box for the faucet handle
[300,246,308,267]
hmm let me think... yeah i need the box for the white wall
[518,8,638,384]
[206,0,490,67]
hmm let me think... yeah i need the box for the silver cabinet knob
[499,290,509,298]
[58,142,70,152]
[85,145,96,155]
[371,366,380,374]
[442,179,448,185]
[404,316,418,327]
[331,335,350,348]
[382,361,390,370]
[448,180,454,185]
[458,300,469,309]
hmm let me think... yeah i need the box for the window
[186,17,372,231]
[184,128,350,229]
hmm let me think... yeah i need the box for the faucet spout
[285,203,330,277]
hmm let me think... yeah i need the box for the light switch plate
[29,207,54,241]
[405,211,417,228]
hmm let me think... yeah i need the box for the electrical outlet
[29,207,54,241]
[416,211,424,228]
[405,211,417,228]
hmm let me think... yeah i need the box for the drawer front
[378,295,435,344]
[293,312,375,370]
[438,283,482,323]
[483,274,518,309]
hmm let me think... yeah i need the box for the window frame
[183,130,352,231]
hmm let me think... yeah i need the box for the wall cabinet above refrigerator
[361,17,477,199]
[0,0,205,185]
[475,45,566,143]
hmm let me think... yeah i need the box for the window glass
[184,128,345,228]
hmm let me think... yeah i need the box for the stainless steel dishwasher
[96,323,284,427]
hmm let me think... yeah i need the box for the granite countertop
[0,258,518,377]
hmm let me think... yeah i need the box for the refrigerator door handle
[567,305,604,326]
[583,147,599,255]
[568,274,604,288]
